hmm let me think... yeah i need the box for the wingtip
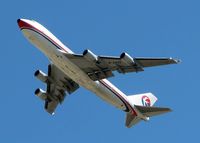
[174,59,181,64]
[170,57,181,64]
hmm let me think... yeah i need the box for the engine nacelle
[34,70,48,83]
[35,88,47,100]
[83,49,98,62]
[120,52,135,65]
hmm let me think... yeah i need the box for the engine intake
[120,52,135,65]
[34,70,48,83]
[83,49,98,62]
[35,88,47,101]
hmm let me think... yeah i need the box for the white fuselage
[18,19,137,115]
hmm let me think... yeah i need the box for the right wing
[35,64,79,114]
[65,50,180,81]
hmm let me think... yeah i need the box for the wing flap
[65,54,115,80]
[45,100,59,115]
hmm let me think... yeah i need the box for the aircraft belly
[94,82,127,110]
[53,55,126,110]
[22,28,126,111]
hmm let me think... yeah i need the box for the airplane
[17,18,179,128]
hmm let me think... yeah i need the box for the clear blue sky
[0,0,199,142]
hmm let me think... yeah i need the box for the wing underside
[65,52,179,81]
[36,64,79,114]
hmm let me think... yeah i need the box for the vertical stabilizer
[125,93,172,128]
[127,92,157,107]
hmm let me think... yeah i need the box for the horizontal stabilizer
[125,113,141,128]
[134,105,171,117]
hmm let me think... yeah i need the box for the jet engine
[35,88,47,100]
[34,70,48,83]
[120,52,135,65]
[83,49,98,62]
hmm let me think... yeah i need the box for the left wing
[35,64,79,114]
[65,50,179,81]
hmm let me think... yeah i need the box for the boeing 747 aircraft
[17,19,179,128]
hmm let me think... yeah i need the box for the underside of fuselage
[21,26,129,112]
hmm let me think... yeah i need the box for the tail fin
[127,92,157,107]
[125,106,171,128]
[125,92,171,128]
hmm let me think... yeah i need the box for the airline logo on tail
[141,96,151,106]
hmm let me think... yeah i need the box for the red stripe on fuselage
[18,20,70,53]
[99,79,137,116]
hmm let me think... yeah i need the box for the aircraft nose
[17,18,30,29]
[17,18,24,29]
[17,19,21,23]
